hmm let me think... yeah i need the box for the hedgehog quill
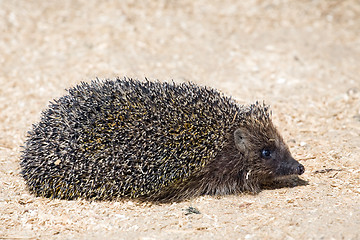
[20,78,305,202]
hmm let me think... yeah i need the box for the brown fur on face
[152,105,304,202]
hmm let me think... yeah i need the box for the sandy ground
[1,0,360,239]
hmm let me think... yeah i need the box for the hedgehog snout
[275,156,305,176]
[297,164,305,175]
[287,158,305,175]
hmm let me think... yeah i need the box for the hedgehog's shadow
[261,176,308,190]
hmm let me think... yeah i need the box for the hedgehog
[20,77,305,202]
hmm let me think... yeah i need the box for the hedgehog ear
[234,128,247,153]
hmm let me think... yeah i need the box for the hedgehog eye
[261,149,272,159]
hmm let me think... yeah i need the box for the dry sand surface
[1,0,360,239]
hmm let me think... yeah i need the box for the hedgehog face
[258,139,305,178]
[233,122,305,180]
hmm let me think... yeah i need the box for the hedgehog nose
[297,164,305,175]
